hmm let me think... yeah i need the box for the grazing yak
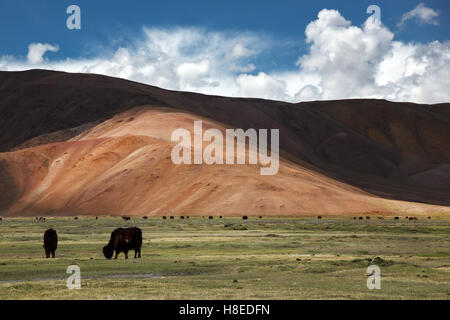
[43,229,58,258]
[103,227,142,260]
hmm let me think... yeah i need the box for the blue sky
[0,0,449,103]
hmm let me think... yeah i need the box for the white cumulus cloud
[237,72,287,100]
[228,43,257,59]
[297,9,394,100]
[0,10,449,104]
[176,59,211,87]
[27,43,59,64]
[294,8,449,103]
[398,3,440,27]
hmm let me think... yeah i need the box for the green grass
[0,216,449,299]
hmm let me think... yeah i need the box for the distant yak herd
[0,215,431,259]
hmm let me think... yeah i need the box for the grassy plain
[0,216,449,299]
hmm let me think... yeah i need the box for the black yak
[103,227,142,260]
[43,229,58,258]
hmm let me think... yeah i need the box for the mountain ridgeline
[0,69,449,216]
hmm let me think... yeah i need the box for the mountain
[0,69,449,216]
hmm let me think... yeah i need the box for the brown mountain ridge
[0,69,449,216]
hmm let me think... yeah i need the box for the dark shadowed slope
[0,69,449,215]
